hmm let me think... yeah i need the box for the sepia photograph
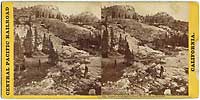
[14,2,102,95]
[13,2,189,96]
[101,2,189,95]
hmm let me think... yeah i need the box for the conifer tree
[118,34,123,53]
[48,35,54,53]
[23,26,33,57]
[48,36,58,65]
[101,16,109,58]
[42,33,46,53]
[42,33,49,54]
[34,27,40,51]
[182,33,188,47]
[110,27,115,51]
[124,40,132,66]
[15,33,24,62]
[96,31,102,50]
[27,16,32,27]
[102,29,109,58]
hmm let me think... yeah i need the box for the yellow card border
[1,1,14,98]
[188,1,199,98]
[1,1,199,99]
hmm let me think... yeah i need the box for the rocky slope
[40,18,94,43]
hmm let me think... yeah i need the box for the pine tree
[48,35,54,53]
[112,11,115,18]
[36,11,40,18]
[48,36,58,65]
[182,33,188,47]
[110,27,115,51]
[42,33,49,54]
[15,33,24,63]
[118,34,123,53]
[42,33,46,53]
[27,16,32,27]
[124,40,132,66]
[171,34,176,49]
[102,29,109,58]
[23,26,33,57]
[101,16,109,58]
[34,27,40,51]
[96,31,102,50]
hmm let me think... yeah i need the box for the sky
[14,2,189,21]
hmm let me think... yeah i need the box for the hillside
[40,18,94,43]
[102,5,188,49]
[110,19,167,42]
[144,12,188,33]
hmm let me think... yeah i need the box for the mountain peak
[102,5,137,19]
[33,5,59,11]
[154,12,172,18]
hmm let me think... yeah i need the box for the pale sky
[14,2,189,21]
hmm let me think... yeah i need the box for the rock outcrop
[102,5,139,19]
[14,5,63,24]
[33,5,62,19]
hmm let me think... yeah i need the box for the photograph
[13,2,102,95]
[13,2,189,96]
[101,2,189,95]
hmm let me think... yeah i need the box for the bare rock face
[33,5,62,19]
[102,5,138,19]
[59,45,90,59]
[153,12,174,24]
[14,5,63,24]
[41,18,94,43]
